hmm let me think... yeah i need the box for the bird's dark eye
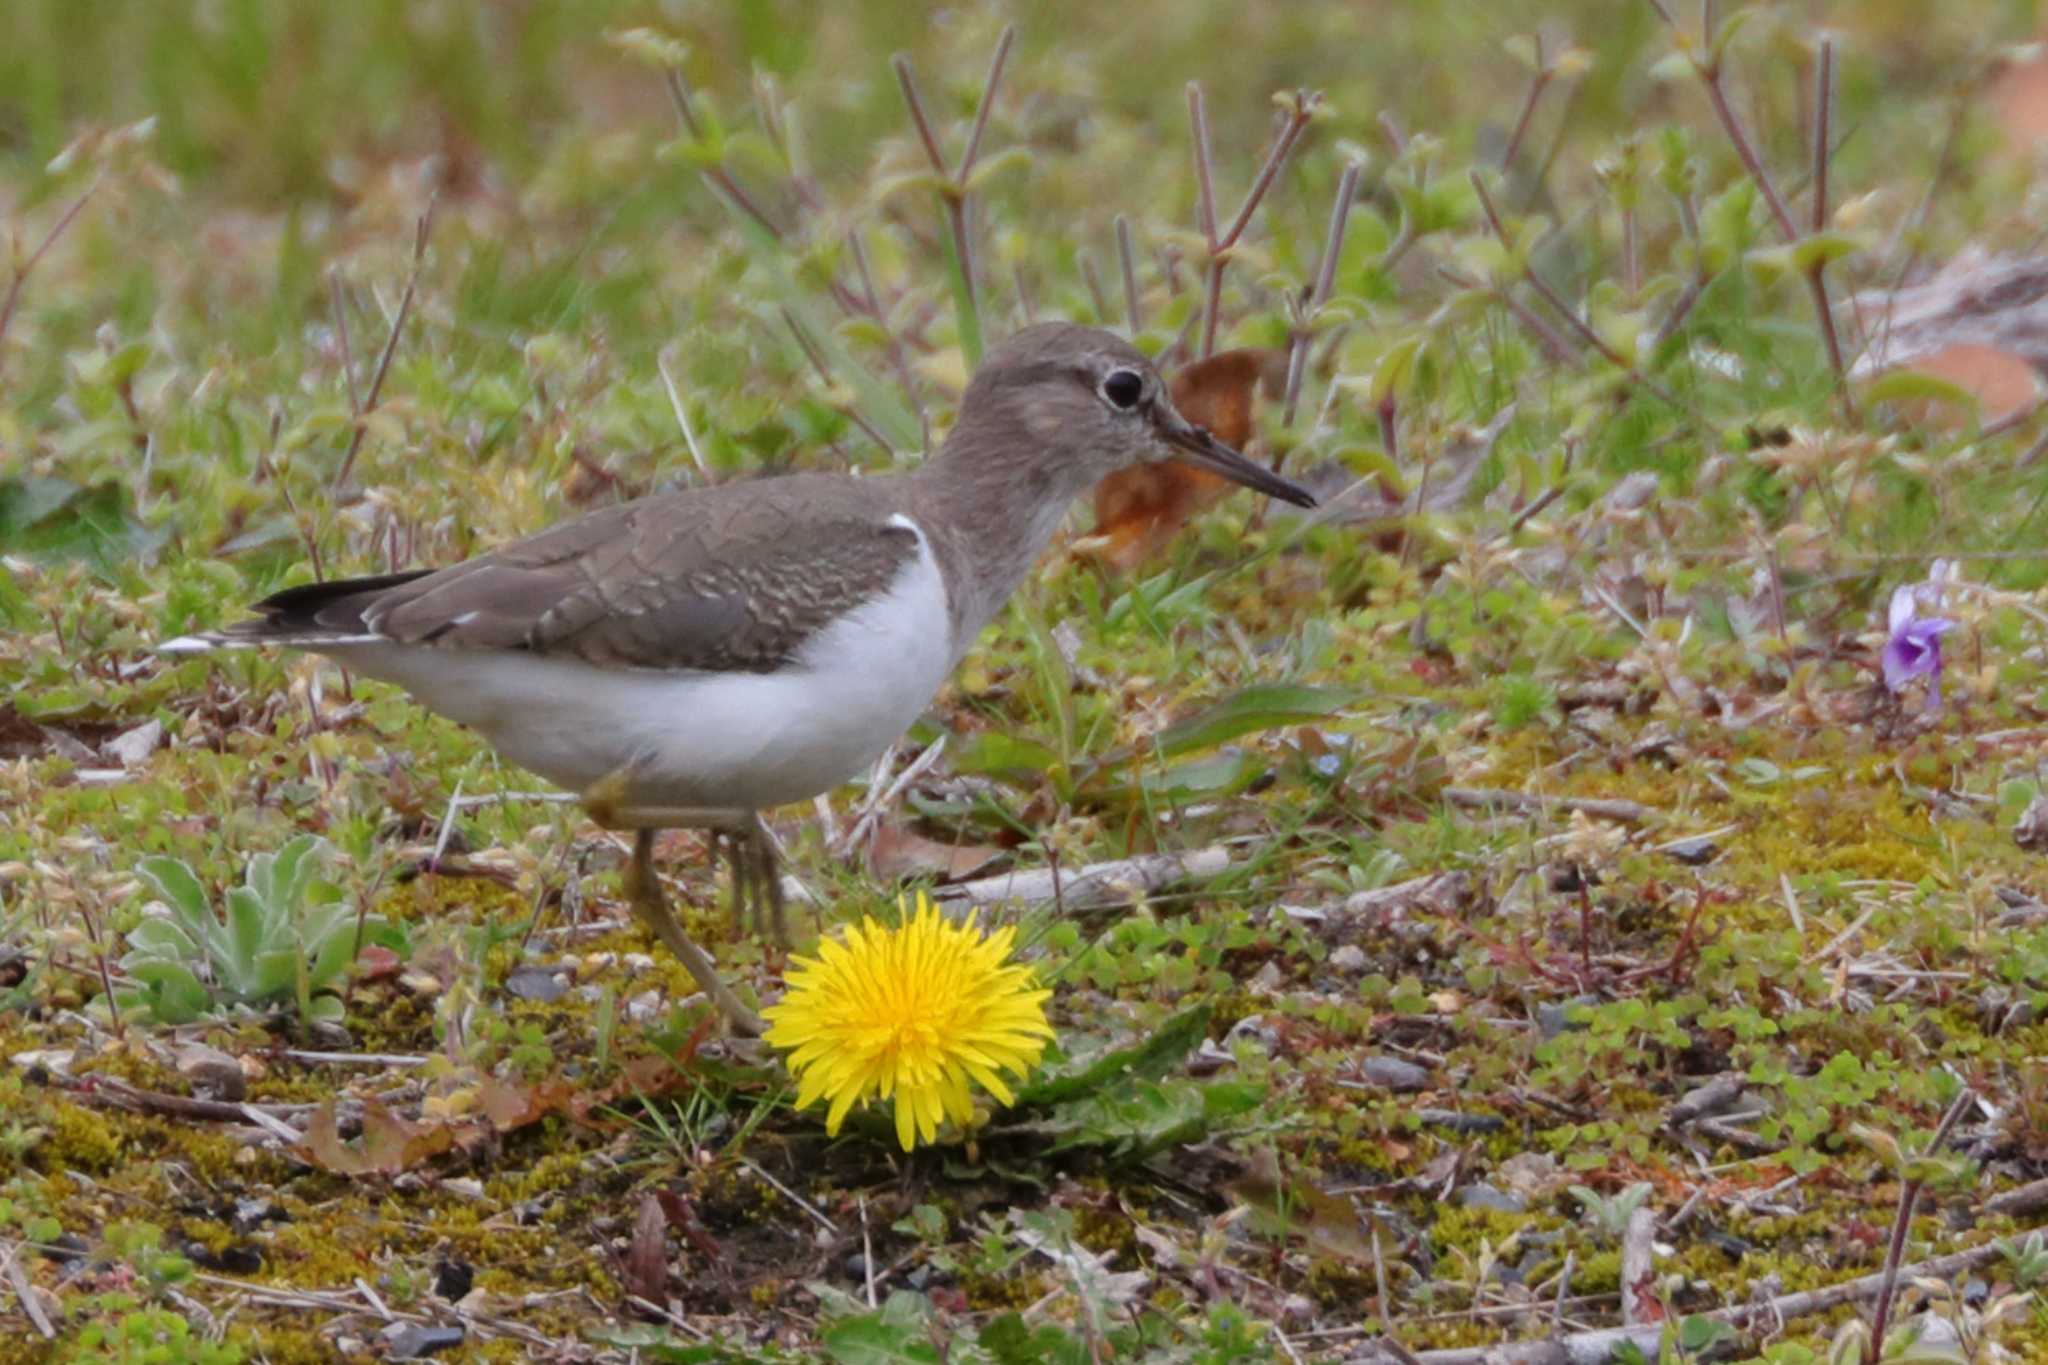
[1100,368,1145,410]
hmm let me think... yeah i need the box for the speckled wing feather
[229,473,923,674]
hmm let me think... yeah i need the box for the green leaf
[950,731,1062,783]
[122,918,200,964]
[1149,684,1360,760]
[307,914,377,989]
[821,1316,941,1365]
[1133,749,1265,805]
[135,857,213,942]
[223,887,270,993]
[1041,1077,1258,1156]
[248,947,300,1001]
[267,835,332,916]
[123,961,212,1025]
[1016,1003,1210,1105]
[978,1313,1086,1364]
[1859,367,1980,413]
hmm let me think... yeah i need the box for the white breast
[327,519,957,811]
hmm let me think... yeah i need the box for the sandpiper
[164,322,1316,1034]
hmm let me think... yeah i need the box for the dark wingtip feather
[239,568,438,638]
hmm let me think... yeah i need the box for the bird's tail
[156,568,435,655]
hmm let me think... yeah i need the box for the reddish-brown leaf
[867,820,1008,883]
[622,1193,670,1304]
[1079,348,1284,571]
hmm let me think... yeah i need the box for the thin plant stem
[0,177,101,381]
[328,271,361,415]
[846,229,926,430]
[1500,37,1552,169]
[892,27,1013,366]
[780,308,893,455]
[335,197,435,490]
[957,26,1015,178]
[1115,215,1142,332]
[1188,84,1218,244]
[1698,58,1800,242]
[1440,265,1578,364]
[664,71,783,241]
[1469,173,1686,410]
[1078,252,1109,324]
[1804,35,1853,414]
[1188,85,1321,356]
[1282,159,1363,429]
[1867,1088,1974,1362]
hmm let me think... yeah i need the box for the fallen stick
[933,846,1231,911]
[1408,1241,2014,1364]
[1986,1176,2048,1219]
[1442,788,1661,825]
[1619,1206,1658,1329]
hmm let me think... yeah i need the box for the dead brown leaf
[622,1193,670,1305]
[1852,252,2048,427]
[295,1099,456,1177]
[866,820,1008,883]
[1078,348,1283,571]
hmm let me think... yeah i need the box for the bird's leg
[716,815,788,946]
[619,830,764,1037]
[584,771,763,1036]
[594,795,786,946]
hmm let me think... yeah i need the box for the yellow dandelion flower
[762,893,1054,1151]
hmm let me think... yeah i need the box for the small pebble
[505,964,570,1003]
[1538,995,1599,1039]
[1328,944,1368,972]
[1457,1183,1526,1214]
[1358,1055,1429,1092]
[175,1043,246,1102]
[1660,836,1720,866]
[384,1324,466,1360]
[1414,1108,1504,1135]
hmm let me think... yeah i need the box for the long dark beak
[1153,405,1318,508]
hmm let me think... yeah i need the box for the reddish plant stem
[664,72,784,241]
[1115,215,1142,332]
[1698,63,1799,242]
[1469,173,1685,410]
[1188,85,1320,357]
[1500,39,1553,169]
[1804,36,1853,414]
[0,178,101,381]
[1281,159,1364,430]
[892,27,1013,363]
[1867,1088,1974,1362]
[335,198,434,491]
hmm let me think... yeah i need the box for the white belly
[327,536,956,811]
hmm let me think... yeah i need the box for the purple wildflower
[1880,584,1955,709]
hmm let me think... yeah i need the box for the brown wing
[233,474,923,674]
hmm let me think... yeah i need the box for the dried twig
[1115,215,1143,332]
[1281,159,1364,431]
[1187,85,1322,357]
[335,198,435,490]
[893,26,1014,365]
[1,1239,54,1339]
[933,846,1230,912]
[1413,1238,2012,1364]
[1442,787,1660,825]
[1869,1088,1974,1361]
